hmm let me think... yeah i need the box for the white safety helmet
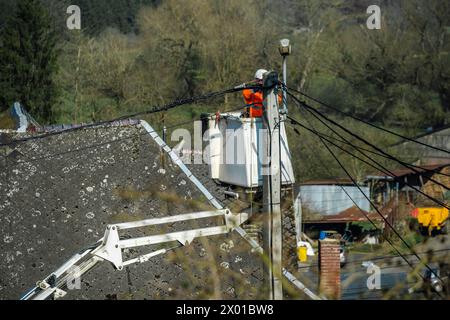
[254,69,268,80]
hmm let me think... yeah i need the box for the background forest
[0,0,449,181]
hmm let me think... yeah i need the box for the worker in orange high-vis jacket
[242,69,282,118]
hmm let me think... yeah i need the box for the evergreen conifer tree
[0,0,58,122]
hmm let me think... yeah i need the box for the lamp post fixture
[278,39,291,115]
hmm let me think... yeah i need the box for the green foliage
[0,1,15,30]
[67,0,159,35]
[352,221,380,232]
[444,190,450,201]
[0,0,449,180]
[0,0,58,122]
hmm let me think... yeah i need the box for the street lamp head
[278,38,291,56]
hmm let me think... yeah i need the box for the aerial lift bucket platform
[205,113,295,188]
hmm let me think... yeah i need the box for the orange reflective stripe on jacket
[242,89,283,118]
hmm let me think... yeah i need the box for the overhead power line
[287,91,450,209]
[296,247,450,270]
[287,114,444,286]
[287,119,419,274]
[288,115,450,211]
[285,85,450,155]
[317,138,443,287]
[287,91,450,192]
[298,126,450,179]
[288,116,394,181]
[0,85,251,148]
[1,104,248,169]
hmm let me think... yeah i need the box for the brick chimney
[318,239,341,299]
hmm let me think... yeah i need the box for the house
[0,121,267,299]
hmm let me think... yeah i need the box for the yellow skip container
[416,207,449,235]
[298,246,308,262]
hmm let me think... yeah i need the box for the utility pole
[262,71,283,300]
[279,39,291,116]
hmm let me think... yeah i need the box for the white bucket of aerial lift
[207,112,295,188]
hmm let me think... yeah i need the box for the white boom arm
[21,209,248,300]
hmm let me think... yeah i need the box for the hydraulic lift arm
[22,209,249,300]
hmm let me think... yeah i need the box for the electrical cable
[294,125,450,179]
[288,113,444,287]
[287,92,450,209]
[0,85,254,148]
[1,104,249,168]
[285,85,450,155]
[287,117,420,194]
[295,247,450,270]
[287,91,450,193]
[289,119,443,201]
[291,111,450,210]
[287,119,419,275]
